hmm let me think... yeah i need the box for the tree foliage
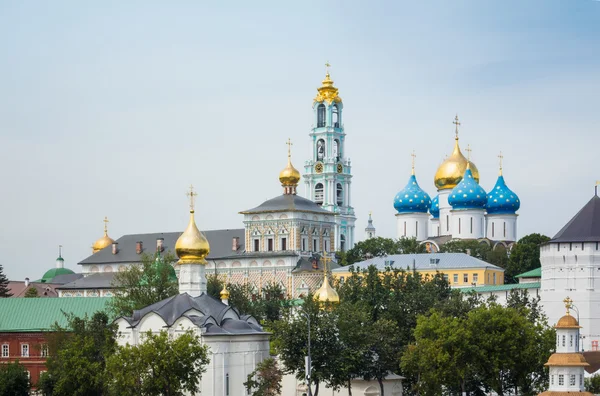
[0,361,30,396]
[342,237,425,265]
[106,330,210,396]
[585,374,600,394]
[244,357,284,396]
[505,233,550,283]
[206,273,224,299]
[226,281,289,324]
[109,252,179,317]
[24,287,38,298]
[0,264,12,298]
[44,311,118,396]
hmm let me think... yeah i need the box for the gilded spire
[314,62,342,104]
[453,114,461,140]
[175,185,210,265]
[103,216,109,236]
[279,138,301,194]
[411,150,416,175]
[465,144,472,170]
[498,151,504,176]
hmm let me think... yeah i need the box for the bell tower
[304,64,356,251]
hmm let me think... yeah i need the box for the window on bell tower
[315,183,324,205]
[317,104,326,127]
[336,183,343,206]
[332,104,339,127]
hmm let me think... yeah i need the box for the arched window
[317,139,325,161]
[336,183,343,206]
[332,104,339,127]
[333,139,340,161]
[340,234,346,252]
[317,104,326,127]
[315,183,324,205]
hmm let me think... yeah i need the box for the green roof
[459,282,540,294]
[0,297,111,332]
[41,267,75,283]
[515,267,541,278]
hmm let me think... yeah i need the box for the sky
[0,0,599,280]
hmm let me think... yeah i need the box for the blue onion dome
[430,195,440,218]
[394,174,432,214]
[487,175,520,214]
[448,167,487,209]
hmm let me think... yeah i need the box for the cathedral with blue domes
[394,116,521,251]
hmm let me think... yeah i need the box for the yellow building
[331,252,504,287]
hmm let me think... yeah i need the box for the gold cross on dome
[186,185,198,212]
[286,138,293,158]
[466,144,472,161]
[564,296,573,315]
[498,151,504,175]
[411,150,416,174]
[453,114,461,138]
[325,61,331,75]
[321,254,332,273]
[103,216,109,235]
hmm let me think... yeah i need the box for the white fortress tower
[540,190,600,352]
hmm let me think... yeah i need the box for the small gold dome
[175,210,210,265]
[556,314,581,329]
[545,352,588,367]
[279,158,301,187]
[314,275,339,304]
[92,217,115,254]
[220,285,230,300]
[314,69,342,104]
[434,138,479,190]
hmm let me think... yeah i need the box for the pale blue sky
[1,1,599,280]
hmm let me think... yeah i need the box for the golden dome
[545,353,589,367]
[175,210,210,265]
[220,285,230,300]
[279,139,301,187]
[92,216,115,254]
[314,274,340,303]
[434,138,479,190]
[314,64,342,104]
[556,314,581,329]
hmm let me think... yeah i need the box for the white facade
[486,214,518,242]
[437,190,452,237]
[450,209,485,240]
[396,212,429,241]
[428,218,440,238]
[281,371,403,396]
[540,241,600,352]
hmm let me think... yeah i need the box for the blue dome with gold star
[394,174,432,214]
[486,175,520,214]
[430,195,440,219]
[448,168,487,210]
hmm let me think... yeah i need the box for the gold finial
[286,138,293,159]
[325,61,331,76]
[321,254,332,275]
[186,185,197,213]
[465,145,472,170]
[411,150,416,175]
[369,210,373,217]
[564,296,573,315]
[103,216,109,236]
[498,151,504,176]
[453,115,461,140]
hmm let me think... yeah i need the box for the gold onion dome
[175,186,210,265]
[92,217,115,253]
[220,285,230,300]
[314,274,340,303]
[556,297,581,328]
[279,139,301,187]
[314,63,342,104]
[434,117,479,190]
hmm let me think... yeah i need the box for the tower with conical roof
[433,116,479,237]
[365,212,376,240]
[175,185,210,297]
[393,152,432,241]
[538,297,592,395]
[303,63,356,252]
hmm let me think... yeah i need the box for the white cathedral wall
[548,366,585,392]
[395,213,429,241]
[428,218,440,238]
[450,209,485,240]
[437,190,452,236]
[485,214,518,242]
[540,241,600,352]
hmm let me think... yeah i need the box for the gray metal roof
[119,293,266,336]
[551,195,600,243]
[332,253,504,272]
[293,255,341,273]
[240,194,330,215]
[50,273,84,285]
[79,229,245,266]
[57,273,117,290]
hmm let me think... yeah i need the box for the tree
[24,287,38,298]
[244,357,283,396]
[505,233,550,283]
[37,371,56,396]
[228,283,263,320]
[0,264,12,297]
[585,374,600,394]
[362,318,401,396]
[45,311,117,396]
[109,252,178,317]
[206,273,224,299]
[0,361,30,396]
[344,237,401,265]
[397,237,426,254]
[106,330,210,396]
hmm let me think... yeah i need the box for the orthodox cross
[186,185,197,212]
[453,114,461,138]
[411,150,416,174]
[286,138,293,158]
[103,216,109,235]
[498,151,504,174]
[465,144,472,161]
[564,296,573,315]
[325,61,331,75]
